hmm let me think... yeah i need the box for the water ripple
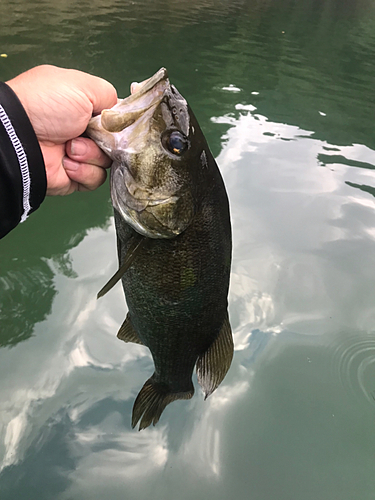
[331,332,375,406]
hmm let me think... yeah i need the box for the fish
[86,68,233,430]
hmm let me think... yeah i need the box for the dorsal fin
[117,313,143,345]
[196,313,233,399]
[97,233,144,299]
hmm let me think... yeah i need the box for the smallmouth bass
[87,68,233,430]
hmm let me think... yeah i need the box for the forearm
[0,82,46,239]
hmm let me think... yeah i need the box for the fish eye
[165,131,189,156]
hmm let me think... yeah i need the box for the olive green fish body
[115,153,231,383]
[87,68,233,430]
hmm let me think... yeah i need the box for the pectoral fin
[196,313,233,399]
[117,313,143,345]
[97,233,144,299]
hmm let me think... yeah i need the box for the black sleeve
[0,81,46,239]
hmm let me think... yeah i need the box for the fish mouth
[86,68,170,148]
[111,167,181,239]
[117,68,169,108]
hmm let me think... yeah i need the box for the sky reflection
[1,93,375,499]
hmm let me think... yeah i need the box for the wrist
[0,81,46,224]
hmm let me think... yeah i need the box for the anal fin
[196,312,233,399]
[132,376,194,430]
[117,313,144,345]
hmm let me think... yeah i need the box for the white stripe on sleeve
[0,104,31,222]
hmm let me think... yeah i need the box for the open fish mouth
[87,68,170,146]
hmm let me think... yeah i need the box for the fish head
[87,68,207,239]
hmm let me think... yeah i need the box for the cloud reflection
[0,223,149,474]
[2,98,375,498]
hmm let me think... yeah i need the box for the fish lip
[110,166,180,239]
[126,67,168,102]
[86,68,170,144]
[103,68,170,132]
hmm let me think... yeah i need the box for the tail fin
[132,377,194,430]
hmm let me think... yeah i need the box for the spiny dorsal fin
[117,314,143,345]
[196,312,233,399]
[132,377,194,430]
[97,233,144,299]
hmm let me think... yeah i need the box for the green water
[1,0,375,498]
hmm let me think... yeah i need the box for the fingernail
[130,81,141,94]
[70,138,88,157]
[63,157,79,171]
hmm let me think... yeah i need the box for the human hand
[6,65,117,195]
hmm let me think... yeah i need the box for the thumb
[81,73,118,115]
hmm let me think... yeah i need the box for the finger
[81,73,118,115]
[40,142,78,196]
[62,157,108,191]
[66,137,112,168]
